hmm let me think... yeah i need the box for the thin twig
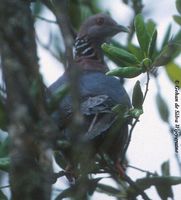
[143,72,150,103]
[0,84,6,94]
[126,0,143,42]
[101,156,151,200]
[127,164,156,176]
[0,185,10,189]
[34,15,58,24]
[122,72,150,162]
[45,0,84,129]
[51,171,74,184]
[36,32,62,62]
[88,113,98,132]
[0,85,6,102]
[123,174,151,200]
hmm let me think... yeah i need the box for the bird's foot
[115,160,126,177]
[65,164,77,184]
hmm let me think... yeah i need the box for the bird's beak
[115,25,130,33]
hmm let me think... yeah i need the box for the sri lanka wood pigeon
[48,13,131,173]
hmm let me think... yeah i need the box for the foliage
[0,0,180,199]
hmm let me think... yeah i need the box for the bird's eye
[96,17,104,25]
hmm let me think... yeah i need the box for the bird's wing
[48,72,130,141]
[80,94,128,162]
[84,112,117,140]
[80,94,112,115]
[80,94,118,140]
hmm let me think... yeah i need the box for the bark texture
[0,1,53,199]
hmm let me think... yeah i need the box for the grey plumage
[48,13,130,163]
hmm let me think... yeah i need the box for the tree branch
[42,0,83,131]
[34,15,57,24]
[121,72,150,162]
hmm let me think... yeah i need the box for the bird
[48,13,131,178]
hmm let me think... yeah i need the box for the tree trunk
[0,1,53,199]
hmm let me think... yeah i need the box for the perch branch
[121,72,150,162]
[34,15,57,24]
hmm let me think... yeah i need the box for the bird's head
[75,13,129,72]
[77,13,129,42]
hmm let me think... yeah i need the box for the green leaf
[97,183,120,196]
[165,62,181,87]
[32,1,43,16]
[102,43,140,66]
[30,75,44,98]
[129,108,143,118]
[47,84,69,113]
[141,58,152,71]
[176,0,181,14]
[55,178,101,199]
[173,15,181,25]
[132,80,144,109]
[156,161,173,200]
[88,0,103,14]
[148,29,157,58]
[106,66,143,78]
[146,19,156,37]
[54,151,67,170]
[112,104,127,116]
[134,14,150,56]
[68,0,82,29]
[128,43,144,61]
[0,137,9,157]
[161,24,172,49]
[80,5,93,22]
[161,160,170,176]
[153,46,170,67]
[69,0,102,29]
[0,97,7,130]
[156,93,169,123]
[0,157,10,172]
[56,140,71,149]
[137,176,181,188]
[0,190,8,200]
[112,104,129,123]
[156,184,173,200]
[122,0,129,4]
[127,176,181,198]
[153,43,181,67]
[174,29,181,43]
[88,178,102,196]
[55,186,73,199]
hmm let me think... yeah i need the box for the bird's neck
[74,36,108,73]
